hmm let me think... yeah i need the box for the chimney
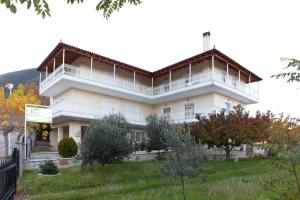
[202,31,211,52]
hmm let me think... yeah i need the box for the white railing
[159,106,224,123]
[153,72,211,95]
[52,100,147,125]
[40,64,259,99]
[52,100,225,125]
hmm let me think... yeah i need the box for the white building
[37,32,261,149]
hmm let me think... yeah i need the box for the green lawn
[18,158,299,200]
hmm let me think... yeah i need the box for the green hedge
[58,137,78,158]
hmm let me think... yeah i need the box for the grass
[18,158,299,200]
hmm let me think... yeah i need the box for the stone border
[38,173,61,176]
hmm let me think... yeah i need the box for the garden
[16,110,300,200]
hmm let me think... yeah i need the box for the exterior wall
[213,93,245,108]
[153,93,214,115]
[72,56,152,89]
[50,128,58,148]
[53,88,154,121]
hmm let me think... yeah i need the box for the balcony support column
[133,71,136,88]
[212,55,215,80]
[113,65,116,85]
[248,75,251,94]
[39,72,41,84]
[90,57,93,80]
[46,66,48,82]
[62,49,65,70]
[226,63,229,80]
[151,77,153,94]
[53,58,56,71]
[238,70,241,85]
[189,63,192,84]
[169,70,172,90]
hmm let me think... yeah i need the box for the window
[103,71,114,84]
[163,107,171,121]
[224,102,231,115]
[126,105,139,121]
[232,77,238,89]
[184,103,195,119]
[221,71,226,83]
[103,100,117,115]
[134,131,145,144]
[163,80,170,92]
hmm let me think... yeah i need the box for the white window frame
[224,102,232,115]
[134,130,145,144]
[103,99,118,115]
[126,104,140,121]
[161,106,172,121]
[221,70,227,83]
[183,102,196,120]
[232,76,238,89]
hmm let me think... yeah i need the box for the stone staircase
[33,141,53,152]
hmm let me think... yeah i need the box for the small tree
[161,124,205,200]
[145,114,169,152]
[80,114,133,166]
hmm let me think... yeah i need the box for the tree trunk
[225,146,231,161]
[180,176,187,200]
[3,133,9,158]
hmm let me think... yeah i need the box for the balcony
[52,100,223,126]
[40,64,259,104]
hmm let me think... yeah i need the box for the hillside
[0,68,38,88]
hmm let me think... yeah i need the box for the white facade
[37,43,261,148]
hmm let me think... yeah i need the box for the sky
[0,0,299,117]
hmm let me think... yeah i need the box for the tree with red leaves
[191,105,272,161]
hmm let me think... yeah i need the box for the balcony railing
[52,100,224,124]
[40,64,259,99]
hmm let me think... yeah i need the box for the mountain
[0,68,38,88]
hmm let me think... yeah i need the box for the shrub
[58,137,78,158]
[80,114,133,166]
[145,114,170,152]
[39,160,59,175]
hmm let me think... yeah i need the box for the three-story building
[37,32,261,149]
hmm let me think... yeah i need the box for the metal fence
[0,148,19,200]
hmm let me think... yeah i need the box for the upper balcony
[40,62,259,104]
[38,42,261,104]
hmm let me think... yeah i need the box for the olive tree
[161,124,205,200]
[80,114,133,166]
[145,114,170,152]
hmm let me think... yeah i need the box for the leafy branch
[271,58,300,82]
[0,0,142,18]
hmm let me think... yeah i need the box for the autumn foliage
[191,105,272,160]
[0,84,41,156]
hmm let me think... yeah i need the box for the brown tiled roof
[37,42,262,82]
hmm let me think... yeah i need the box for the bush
[58,137,78,158]
[80,114,133,166]
[145,114,170,152]
[39,160,59,175]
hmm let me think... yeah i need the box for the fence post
[15,143,24,178]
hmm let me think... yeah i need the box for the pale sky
[0,0,299,116]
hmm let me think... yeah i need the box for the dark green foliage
[145,114,170,152]
[0,68,38,88]
[39,160,59,175]
[80,114,133,166]
[58,137,78,158]
[161,124,205,200]
[271,58,300,82]
[1,0,142,18]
